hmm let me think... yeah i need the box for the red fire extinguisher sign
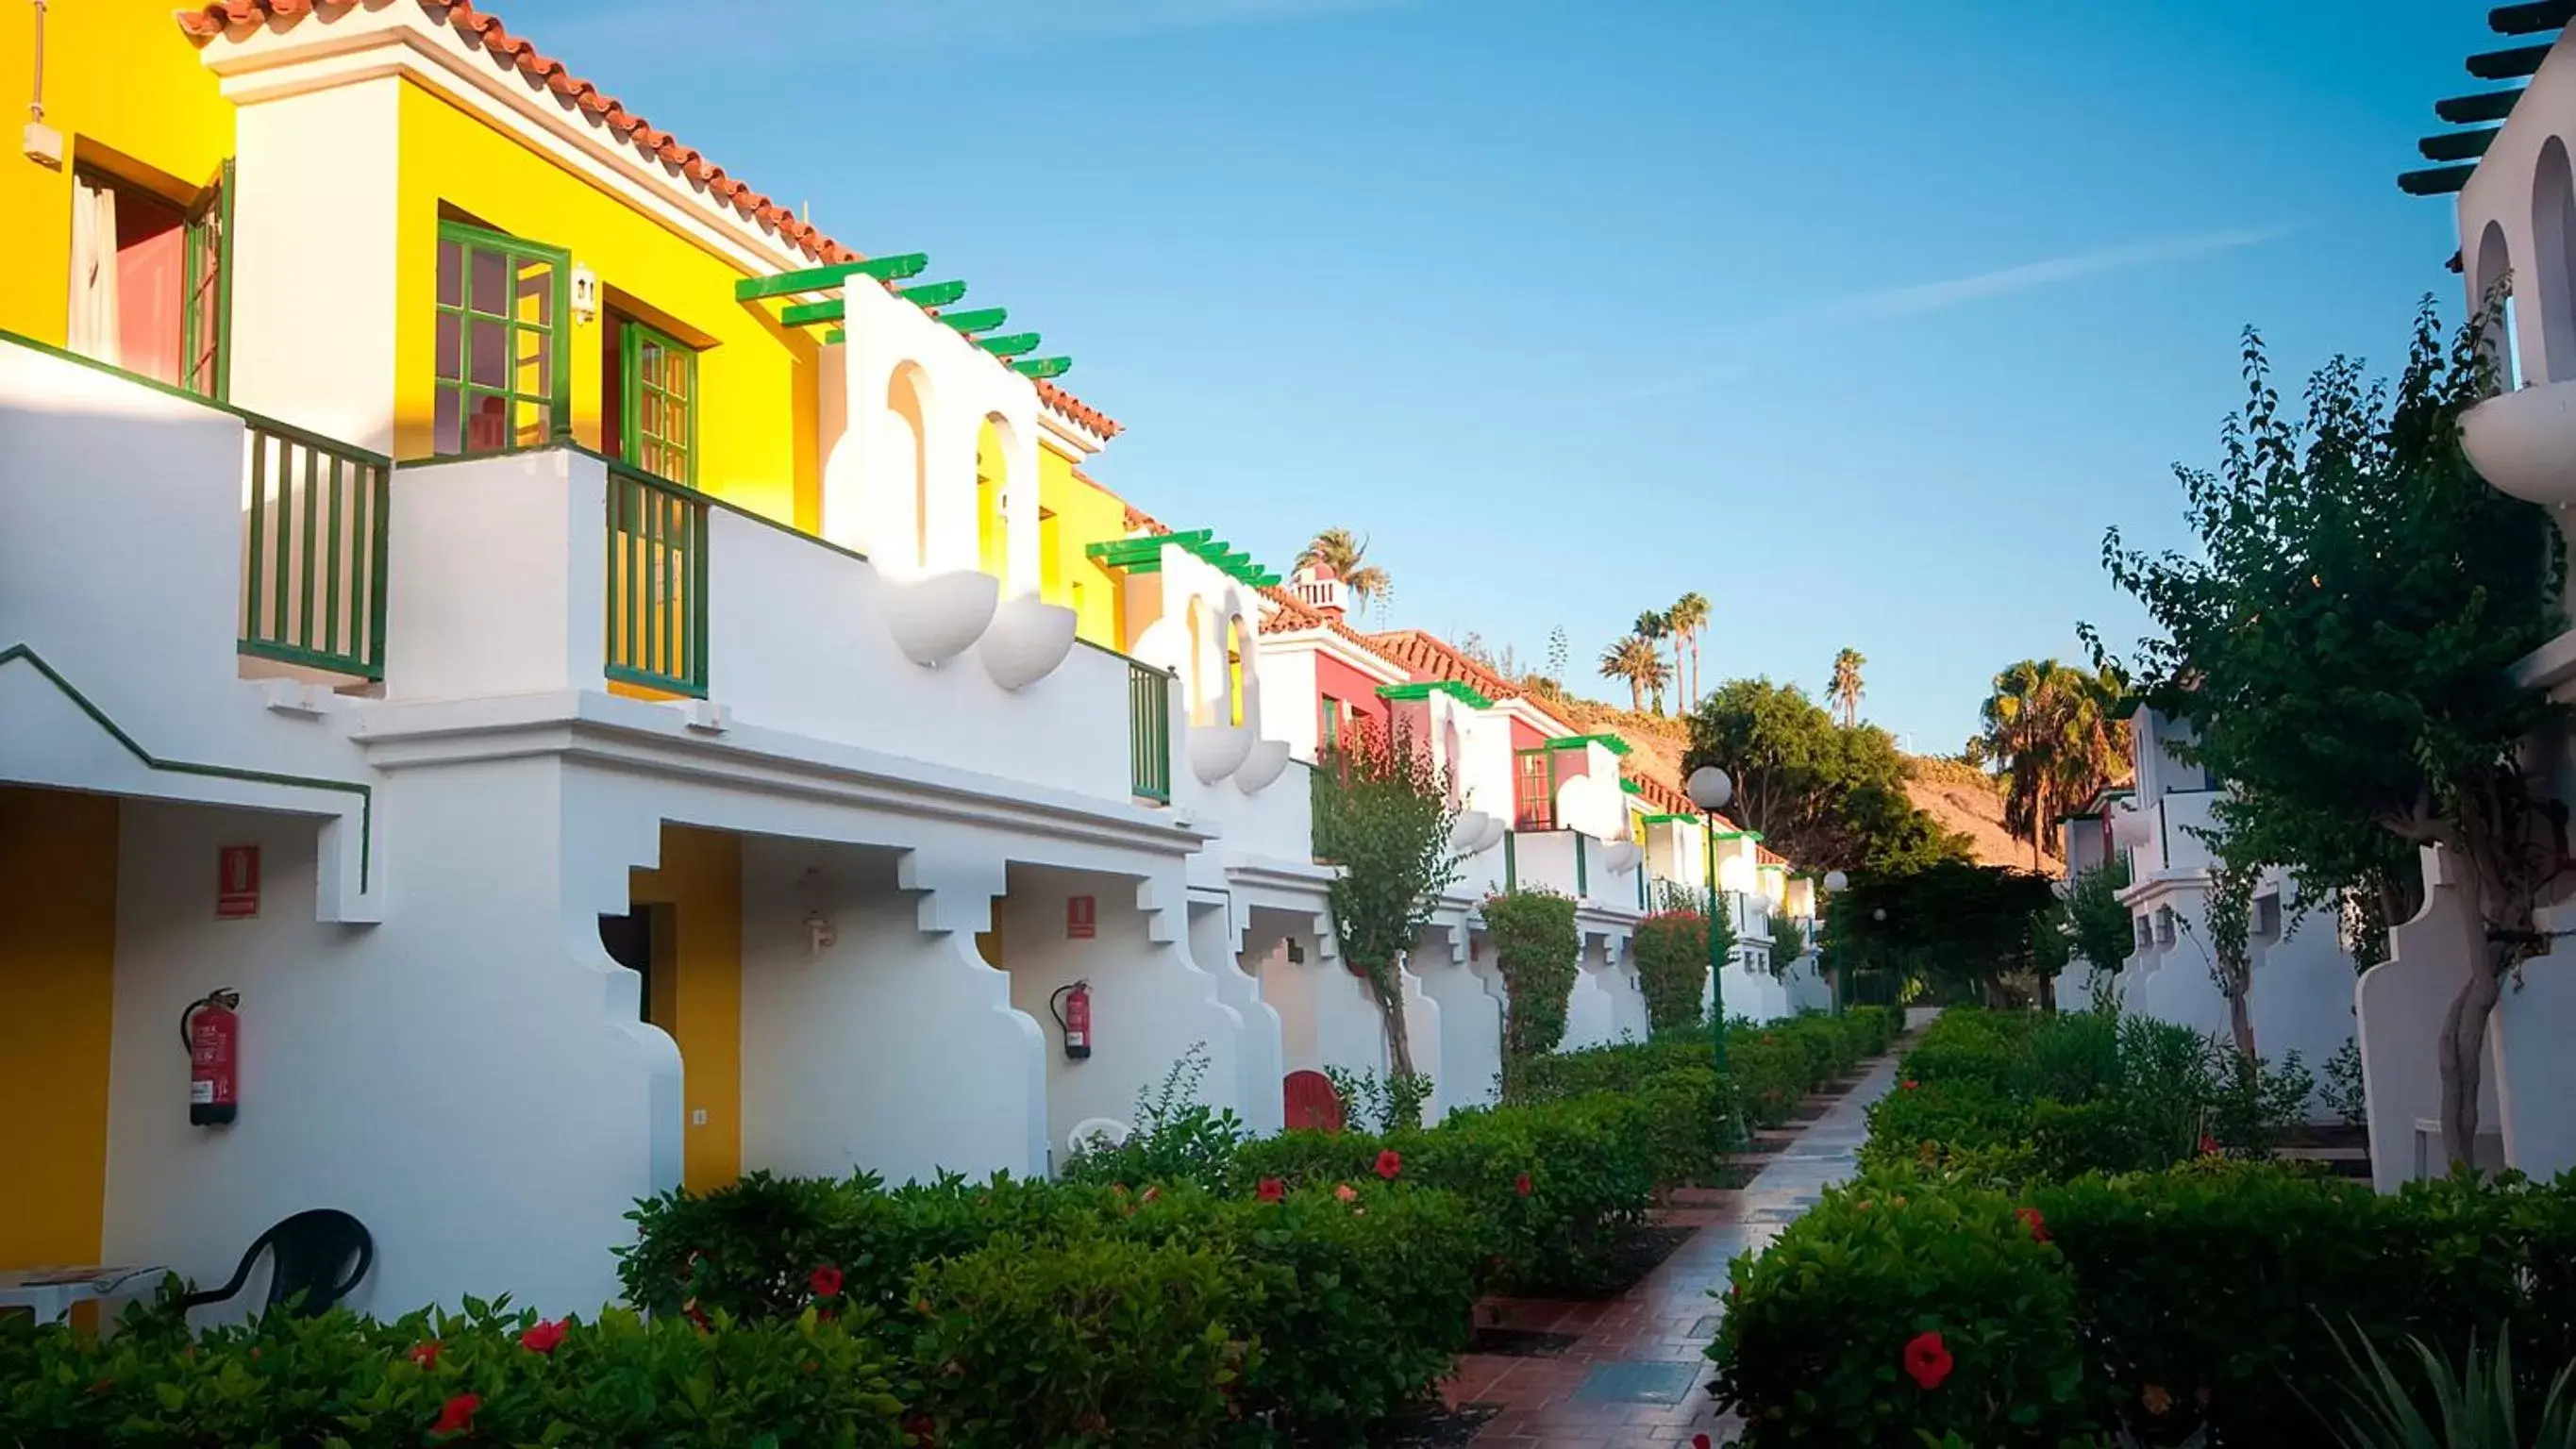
[1066,895,1096,940]
[216,844,260,919]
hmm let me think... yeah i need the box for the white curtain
[67,175,119,365]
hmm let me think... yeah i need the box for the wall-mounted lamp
[571,263,599,325]
[794,867,836,955]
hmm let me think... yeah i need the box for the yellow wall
[393,81,819,528]
[0,787,119,1269]
[629,824,743,1192]
[0,4,234,345]
[1036,447,1130,649]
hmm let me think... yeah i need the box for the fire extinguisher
[1048,981,1092,1061]
[181,988,242,1126]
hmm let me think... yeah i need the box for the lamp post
[1821,869,1848,1009]
[1687,766,1733,1071]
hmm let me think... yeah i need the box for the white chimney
[1291,563,1347,620]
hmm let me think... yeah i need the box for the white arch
[887,362,933,571]
[2476,220,2524,391]
[2534,137,2576,384]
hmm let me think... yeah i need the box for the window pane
[433,389,460,455]
[435,312,461,382]
[516,330,548,400]
[470,247,507,315]
[468,318,506,387]
[515,399,550,448]
[666,397,688,446]
[469,393,509,452]
[516,260,551,325]
[438,239,462,308]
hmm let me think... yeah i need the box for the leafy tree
[1482,889,1580,1057]
[1296,527,1391,613]
[1597,634,1666,713]
[1830,647,1866,728]
[1683,677,1970,874]
[1824,859,2062,1002]
[1312,716,1463,1082]
[2098,304,2564,1166]
[2064,852,2134,977]
[1670,592,1712,710]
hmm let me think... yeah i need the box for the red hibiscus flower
[684,1301,711,1333]
[2200,1132,2220,1157]
[1902,1330,1954,1390]
[1900,1079,1919,1091]
[408,1341,441,1370]
[1514,1172,1533,1197]
[1334,1183,1358,1203]
[519,1318,568,1355]
[1375,1149,1403,1180]
[431,1392,479,1436]
[811,1264,844,1299]
[1255,1176,1285,1203]
[1141,1186,1161,1204]
[1695,1437,1714,1449]
[2017,1206,2049,1243]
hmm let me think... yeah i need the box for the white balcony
[2462,379,2576,512]
[1501,828,1648,915]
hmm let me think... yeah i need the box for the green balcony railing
[240,420,391,679]
[1129,658,1172,804]
[605,460,710,697]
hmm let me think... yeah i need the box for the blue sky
[522,0,2490,751]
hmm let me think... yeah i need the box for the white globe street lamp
[1685,766,1734,1068]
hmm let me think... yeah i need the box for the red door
[1281,1070,1346,1132]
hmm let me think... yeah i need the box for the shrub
[2032,1162,2527,1444]
[910,1236,1250,1449]
[0,1299,908,1447]
[1230,1093,1654,1297]
[1062,1042,1249,1191]
[1857,1077,2033,1174]
[1633,909,1713,1032]
[1484,888,1580,1057]
[1710,1175,2090,1446]
[1507,1039,1742,1185]
[1129,1182,1485,1440]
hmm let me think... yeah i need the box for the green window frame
[432,220,570,458]
[181,158,234,401]
[1319,695,1342,751]
[619,319,696,484]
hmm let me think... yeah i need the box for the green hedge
[1230,1093,1652,1297]
[0,1300,908,1447]
[622,1170,1484,1443]
[1713,1161,2576,1446]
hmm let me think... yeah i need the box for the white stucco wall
[739,840,1047,1185]
[2359,846,2504,1190]
[1413,925,1504,1116]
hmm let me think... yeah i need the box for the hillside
[1539,692,2049,872]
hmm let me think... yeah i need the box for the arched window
[2535,138,2576,384]
[1225,614,1246,727]
[1187,599,1210,725]
[886,363,930,567]
[2476,221,2524,391]
[975,415,1011,581]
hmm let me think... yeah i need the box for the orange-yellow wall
[0,787,120,1269]
[1037,447,1130,649]
[392,80,820,528]
[629,825,743,1192]
[0,4,234,346]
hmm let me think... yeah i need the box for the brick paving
[1440,1054,1899,1447]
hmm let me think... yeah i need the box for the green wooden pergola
[733,253,1074,379]
[1085,528,1282,588]
[2397,1,2573,200]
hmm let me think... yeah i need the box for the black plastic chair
[175,1209,373,1320]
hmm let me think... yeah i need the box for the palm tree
[1979,659,2131,870]
[1830,648,1866,728]
[1669,592,1710,709]
[1632,610,1675,713]
[1599,634,1664,712]
[1296,527,1391,613]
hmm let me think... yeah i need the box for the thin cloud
[1805,225,2293,329]
[1617,225,2292,401]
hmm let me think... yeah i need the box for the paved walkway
[1440,1053,1899,1447]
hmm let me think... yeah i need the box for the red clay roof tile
[176,0,858,265]
[1036,378,1123,440]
